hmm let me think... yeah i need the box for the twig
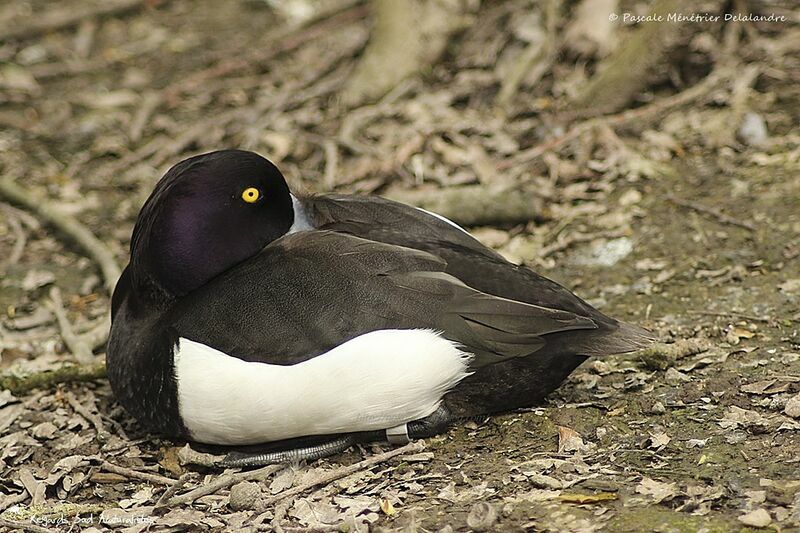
[0,518,53,533]
[128,91,163,143]
[154,474,191,509]
[666,194,756,231]
[162,1,366,102]
[0,492,29,513]
[177,445,224,468]
[45,287,94,363]
[504,65,733,168]
[78,316,113,351]
[496,0,558,109]
[0,362,106,395]
[638,339,712,371]
[0,0,156,42]
[323,140,339,190]
[260,441,425,507]
[0,178,122,294]
[166,465,284,507]
[572,0,692,113]
[99,460,178,486]
[65,392,110,441]
[2,210,26,269]
[0,203,41,230]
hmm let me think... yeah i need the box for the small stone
[570,237,633,267]
[737,112,768,147]
[784,393,800,418]
[229,481,261,511]
[738,508,771,528]
[466,501,497,531]
[649,401,666,414]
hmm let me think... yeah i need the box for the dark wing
[167,231,597,367]
[303,194,654,356]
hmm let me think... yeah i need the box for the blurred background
[0,0,799,530]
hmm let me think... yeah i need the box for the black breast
[107,277,187,438]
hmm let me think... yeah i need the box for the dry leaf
[380,497,396,516]
[635,477,678,503]
[648,431,671,449]
[269,467,295,494]
[738,508,772,528]
[740,379,789,395]
[785,393,800,419]
[558,426,585,453]
[718,406,772,433]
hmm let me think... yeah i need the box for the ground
[0,0,799,531]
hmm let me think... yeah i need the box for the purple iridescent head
[129,150,294,299]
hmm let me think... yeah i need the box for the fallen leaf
[158,508,205,528]
[738,508,772,528]
[785,393,800,418]
[380,498,396,516]
[778,279,800,294]
[635,477,678,504]
[718,406,772,433]
[648,431,671,449]
[740,379,789,395]
[727,327,756,344]
[119,486,155,509]
[290,498,340,527]
[527,473,563,490]
[558,426,585,453]
[269,467,295,494]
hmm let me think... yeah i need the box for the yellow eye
[241,187,260,203]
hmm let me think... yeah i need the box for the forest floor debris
[0,0,798,530]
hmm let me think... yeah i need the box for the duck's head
[129,150,294,302]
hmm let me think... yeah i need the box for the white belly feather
[174,329,472,445]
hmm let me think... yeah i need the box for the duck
[107,149,654,466]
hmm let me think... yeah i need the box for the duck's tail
[537,318,656,358]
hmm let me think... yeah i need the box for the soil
[0,0,798,531]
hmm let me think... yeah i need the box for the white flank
[288,194,314,233]
[417,207,470,235]
[174,329,472,445]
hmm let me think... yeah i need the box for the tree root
[0,177,122,361]
[341,0,475,106]
[572,0,692,114]
[496,0,559,110]
[0,179,121,295]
